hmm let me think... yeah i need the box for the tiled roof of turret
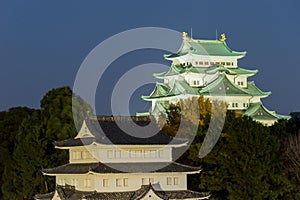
[146,83,171,98]
[54,117,186,147]
[36,184,210,200]
[199,73,248,96]
[142,79,199,100]
[243,82,271,97]
[154,64,257,79]
[244,102,290,121]
[42,162,202,174]
[144,73,270,100]
[164,39,246,59]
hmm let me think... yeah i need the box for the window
[84,179,91,188]
[221,62,225,65]
[173,177,179,185]
[74,151,82,160]
[232,103,238,108]
[204,61,209,65]
[231,62,234,66]
[103,179,109,187]
[142,178,154,185]
[144,150,150,158]
[192,80,200,86]
[116,178,122,187]
[241,82,244,86]
[226,62,231,66]
[199,61,203,65]
[142,178,148,185]
[167,177,172,185]
[123,178,128,187]
[82,151,87,159]
[115,150,121,158]
[158,150,163,158]
[195,61,198,65]
[130,150,135,158]
[210,62,214,65]
[136,150,142,158]
[145,149,159,158]
[107,150,114,159]
[149,178,154,184]
[150,150,156,158]
[70,179,77,186]
[216,62,220,64]
[58,178,65,185]
[82,151,93,159]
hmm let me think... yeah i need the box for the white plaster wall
[69,146,173,164]
[235,75,247,88]
[208,96,252,110]
[184,73,218,87]
[250,96,264,103]
[56,172,187,193]
[174,55,241,68]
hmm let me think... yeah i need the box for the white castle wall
[56,172,187,192]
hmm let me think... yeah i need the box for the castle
[140,32,288,126]
[35,116,210,200]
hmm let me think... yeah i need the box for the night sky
[1,0,299,115]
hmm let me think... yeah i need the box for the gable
[139,189,164,200]
[75,120,94,139]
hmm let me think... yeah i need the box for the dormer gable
[75,120,94,139]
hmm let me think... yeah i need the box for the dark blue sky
[0,0,299,115]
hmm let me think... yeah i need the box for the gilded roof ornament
[182,32,190,41]
[219,33,226,42]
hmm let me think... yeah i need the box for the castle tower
[140,32,289,126]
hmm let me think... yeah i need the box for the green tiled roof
[229,67,258,75]
[154,64,257,79]
[169,80,199,95]
[164,39,246,59]
[153,64,187,78]
[144,73,270,100]
[199,73,249,96]
[244,102,290,121]
[199,74,270,97]
[142,83,170,99]
[205,64,258,76]
[142,80,198,100]
[244,82,271,97]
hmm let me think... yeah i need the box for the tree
[199,116,294,199]
[1,86,92,200]
[1,111,48,199]
[0,107,36,199]
[159,96,212,138]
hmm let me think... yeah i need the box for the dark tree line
[0,89,299,199]
[0,86,92,200]
[161,97,300,200]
